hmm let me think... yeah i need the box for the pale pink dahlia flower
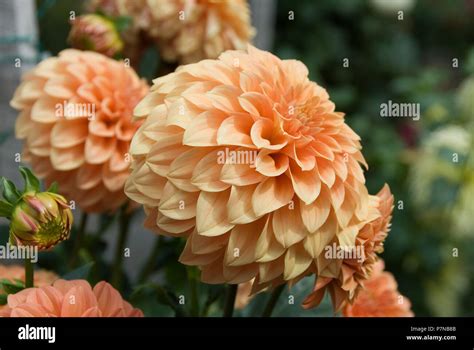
[0,279,143,317]
[125,45,381,303]
[11,49,148,213]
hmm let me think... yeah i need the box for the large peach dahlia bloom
[303,185,394,311]
[11,49,148,213]
[343,259,413,317]
[126,45,381,299]
[90,0,255,64]
[0,279,143,317]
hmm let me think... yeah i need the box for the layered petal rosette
[342,259,414,317]
[11,49,148,213]
[0,279,143,317]
[303,185,394,311]
[126,45,376,297]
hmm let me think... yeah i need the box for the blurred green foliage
[274,0,474,316]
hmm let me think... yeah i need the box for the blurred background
[0,0,473,316]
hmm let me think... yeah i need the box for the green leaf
[62,262,94,280]
[0,278,25,294]
[0,178,21,204]
[47,182,58,194]
[0,294,7,305]
[113,16,132,33]
[0,200,13,218]
[19,166,40,193]
[131,283,188,317]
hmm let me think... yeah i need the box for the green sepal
[47,182,59,194]
[0,200,13,218]
[0,278,25,295]
[19,166,40,193]
[0,177,21,204]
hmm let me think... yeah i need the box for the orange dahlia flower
[11,49,148,213]
[89,0,255,64]
[0,279,143,317]
[126,45,374,295]
[0,264,58,311]
[302,185,394,311]
[343,259,414,317]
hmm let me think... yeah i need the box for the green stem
[138,236,163,284]
[261,284,285,317]
[111,207,131,289]
[187,266,200,317]
[69,212,88,268]
[24,258,34,288]
[222,284,238,317]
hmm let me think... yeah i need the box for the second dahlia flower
[342,259,414,317]
[89,0,255,64]
[0,264,58,290]
[126,45,375,297]
[0,279,143,317]
[11,49,148,213]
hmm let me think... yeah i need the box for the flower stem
[24,258,34,288]
[187,266,200,317]
[222,284,238,317]
[111,207,131,289]
[69,212,88,268]
[138,235,163,284]
[261,284,285,317]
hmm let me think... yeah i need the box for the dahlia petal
[61,286,98,317]
[330,178,346,210]
[167,148,208,192]
[11,304,50,317]
[89,116,116,137]
[250,118,287,150]
[182,110,227,146]
[15,108,32,139]
[255,151,289,177]
[221,162,264,186]
[44,77,76,99]
[134,91,164,117]
[258,256,284,283]
[337,226,359,248]
[76,163,102,190]
[26,122,53,157]
[209,85,244,113]
[102,165,128,192]
[50,118,88,148]
[299,188,331,233]
[158,182,199,220]
[157,212,196,234]
[191,150,230,192]
[10,79,45,109]
[284,242,312,280]
[190,230,229,254]
[93,282,125,317]
[316,157,336,187]
[132,163,167,201]
[225,218,265,266]
[293,146,316,171]
[312,140,335,161]
[50,144,85,170]
[179,241,223,266]
[227,184,259,224]
[109,141,130,172]
[255,215,285,262]
[272,203,308,248]
[216,114,255,147]
[238,92,273,118]
[288,163,321,205]
[85,135,116,164]
[164,97,193,129]
[252,176,294,217]
[30,95,61,123]
[223,263,258,284]
[196,189,234,236]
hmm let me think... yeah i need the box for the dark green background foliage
[32,0,474,316]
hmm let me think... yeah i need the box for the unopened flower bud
[68,14,124,57]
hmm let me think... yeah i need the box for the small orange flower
[343,259,414,317]
[303,185,394,311]
[0,279,143,317]
[11,49,148,213]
